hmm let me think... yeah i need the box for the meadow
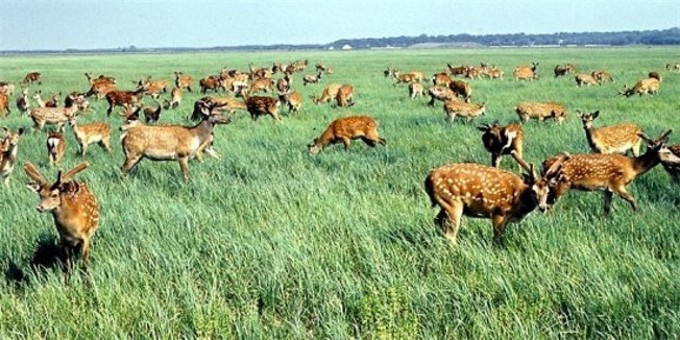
[0,47,679,338]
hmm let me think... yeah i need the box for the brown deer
[575,74,600,87]
[479,122,523,169]
[67,116,111,156]
[579,110,642,156]
[141,100,163,123]
[22,72,42,85]
[0,92,9,118]
[427,86,456,106]
[592,70,614,83]
[15,88,30,115]
[174,71,193,92]
[425,152,568,245]
[619,76,661,97]
[1,127,25,186]
[163,87,182,110]
[432,72,452,87]
[248,78,274,93]
[105,86,146,116]
[244,94,281,122]
[24,161,99,284]
[515,102,567,124]
[443,99,486,123]
[554,64,576,77]
[335,84,355,107]
[512,62,539,81]
[278,90,302,114]
[85,80,117,100]
[0,81,15,96]
[448,80,472,102]
[139,76,169,99]
[308,115,386,154]
[659,144,680,183]
[464,66,482,80]
[120,103,231,182]
[302,71,323,86]
[391,70,424,85]
[446,64,467,77]
[542,130,672,215]
[311,83,342,105]
[85,73,116,85]
[408,83,425,100]
[199,75,223,94]
[46,131,66,166]
[30,93,88,132]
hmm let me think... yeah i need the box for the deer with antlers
[24,162,99,284]
[425,152,568,245]
[542,130,672,215]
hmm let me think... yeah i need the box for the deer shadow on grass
[4,234,70,287]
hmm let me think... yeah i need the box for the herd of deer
[0,57,679,283]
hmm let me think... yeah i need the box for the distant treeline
[3,27,679,55]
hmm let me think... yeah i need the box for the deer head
[25,162,89,213]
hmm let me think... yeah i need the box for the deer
[139,76,169,99]
[592,70,614,83]
[448,80,472,102]
[105,85,146,117]
[443,99,486,123]
[46,131,67,166]
[308,115,386,154]
[575,74,600,87]
[408,83,425,100]
[665,63,680,72]
[446,64,467,77]
[120,102,231,182]
[619,75,661,97]
[515,102,567,124]
[659,144,680,183]
[464,66,482,80]
[432,72,452,87]
[478,122,524,169]
[1,127,25,186]
[554,64,576,77]
[141,100,163,123]
[512,62,539,81]
[163,87,182,110]
[542,130,672,215]
[335,84,355,107]
[427,86,456,106]
[15,88,30,115]
[302,71,323,86]
[0,92,9,118]
[425,151,569,245]
[481,65,504,79]
[0,81,15,96]
[67,116,111,156]
[174,71,193,92]
[33,90,59,108]
[199,75,224,94]
[579,110,642,156]
[244,94,282,122]
[248,78,274,94]
[85,72,116,86]
[30,93,88,132]
[278,90,302,114]
[391,70,424,85]
[85,79,117,100]
[24,161,99,284]
[22,72,42,85]
[310,83,342,105]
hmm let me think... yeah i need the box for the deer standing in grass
[1,127,25,186]
[579,110,642,156]
[67,116,111,156]
[513,62,539,81]
[47,131,66,166]
[479,122,523,169]
[24,162,99,284]
[120,102,231,182]
[425,152,568,245]
[542,130,672,215]
[308,115,386,154]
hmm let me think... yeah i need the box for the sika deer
[575,74,600,87]
[278,90,302,114]
[409,83,425,100]
[308,115,386,154]
[24,162,99,284]
[335,84,355,107]
[542,130,672,215]
[311,83,342,105]
[243,93,282,122]
[174,71,193,92]
[619,76,661,97]
[46,131,66,166]
[479,122,523,169]
[427,86,456,106]
[30,93,88,132]
[425,152,568,245]
[121,103,231,182]
[105,86,146,116]
[22,72,42,85]
[163,87,182,110]
[579,110,642,156]
[302,71,323,86]
[1,127,25,186]
[0,92,10,118]
[443,99,485,123]
[448,80,472,102]
[515,102,567,124]
[67,116,111,156]
[512,62,539,81]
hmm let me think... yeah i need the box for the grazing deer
[308,115,386,154]
[302,71,323,86]
[408,83,425,100]
[278,90,302,114]
[443,99,485,123]
[24,162,99,284]
[515,102,567,124]
[512,62,539,81]
[479,122,523,169]
[105,86,146,116]
[542,130,672,215]
[659,144,680,183]
[427,86,457,106]
[335,84,355,107]
[311,83,342,105]
[30,93,88,132]
[120,103,231,182]
[592,70,614,83]
[554,64,576,77]
[425,152,568,245]
[46,131,66,166]
[579,110,642,156]
[619,76,661,97]
[575,74,600,87]
[448,80,472,102]
[22,72,42,85]
[1,127,25,186]
[67,116,111,156]
[174,71,193,92]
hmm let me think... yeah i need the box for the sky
[0,0,677,51]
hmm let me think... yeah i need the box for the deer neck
[189,119,215,145]
[632,148,661,176]
[513,183,538,219]
[583,125,598,151]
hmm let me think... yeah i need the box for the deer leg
[492,214,510,247]
[80,237,91,276]
[178,157,190,182]
[612,185,638,212]
[341,138,351,151]
[101,137,111,152]
[80,142,88,156]
[632,141,641,157]
[603,190,614,215]
[62,243,73,285]
[491,153,501,168]
[121,154,143,175]
[441,202,463,244]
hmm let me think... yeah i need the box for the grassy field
[1,47,679,338]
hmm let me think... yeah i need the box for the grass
[1,47,679,338]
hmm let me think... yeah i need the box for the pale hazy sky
[0,0,677,51]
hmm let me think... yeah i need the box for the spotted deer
[243,93,282,122]
[308,115,386,154]
[302,71,323,86]
[30,93,88,132]
[46,131,66,166]
[449,80,472,102]
[554,64,576,77]
[542,130,672,215]
[659,144,680,183]
[67,116,111,156]
[443,99,485,123]
[479,122,524,169]
[432,72,452,87]
[24,162,99,284]
[163,87,182,110]
[425,152,568,245]
[515,102,567,124]
[579,110,642,156]
[427,86,456,106]
[335,84,355,107]
[105,86,146,116]
[16,88,30,114]
[0,92,10,118]
[575,74,600,87]
[512,62,539,81]
[592,70,614,83]
[120,103,231,182]
[1,127,25,186]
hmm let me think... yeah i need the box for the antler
[510,150,536,178]
[24,162,49,186]
[60,162,89,183]
[543,152,571,179]
[656,129,673,142]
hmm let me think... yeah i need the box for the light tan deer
[579,110,642,156]
[174,71,193,92]
[120,103,231,182]
[542,130,672,215]
[24,162,99,284]
[512,62,539,81]
[443,99,485,123]
[278,90,302,114]
[619,77,660,97]
[163,87,182,110]
[515,102,567,124]
[392,70,424,85]
[311,83,342,105]
[46,131,66,166]
[1,127,25,186]
[427,86,456,106]
[308,115,386,154]
[479,122,523,169]
[29,93,88,132]
[425,152,568,245]
[335,84,355,107]
[408,83,425,100]
[67,116,111,156]
[575,74,600,87]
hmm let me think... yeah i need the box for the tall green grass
[1,47,679,338]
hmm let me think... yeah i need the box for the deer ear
[591,111,600,119]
